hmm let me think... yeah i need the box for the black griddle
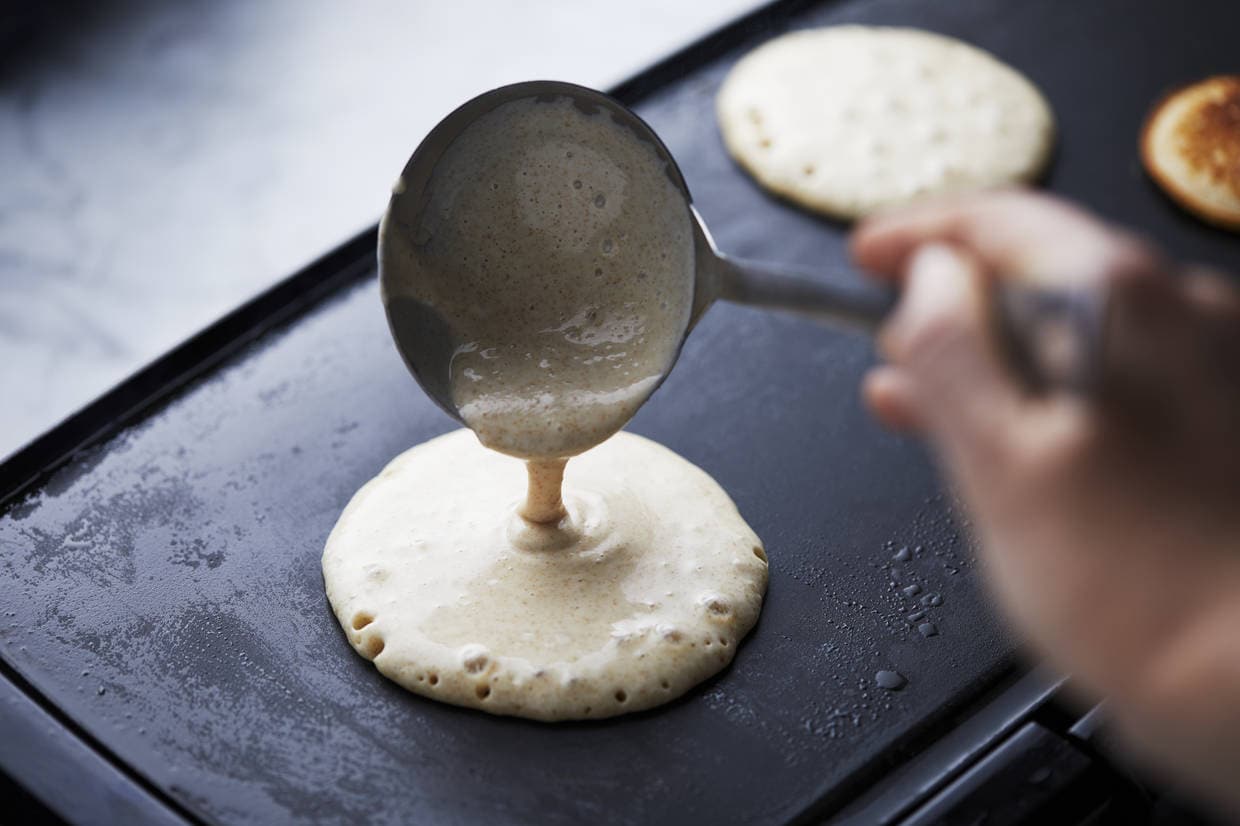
[3,1,1239,824]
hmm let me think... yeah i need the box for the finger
[1103,266,1229,418]
[1180,264,1240,320]
[852,188,1158,287]
[1178,267,1240,390]
[852,188,1093,277]
[883,243,1029,463]
[863,366,922,432]
[852,190,994,276]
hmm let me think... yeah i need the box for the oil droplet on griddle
[876,670,907,691]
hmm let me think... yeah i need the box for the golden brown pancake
[1142,75,1240,231]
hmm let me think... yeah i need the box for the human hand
[851,189,1240,816]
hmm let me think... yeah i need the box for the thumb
[879,243,1029,466]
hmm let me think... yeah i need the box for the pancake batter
[327,92,768,720]
[323,430,767,720]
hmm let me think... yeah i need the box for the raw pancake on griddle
[716,26,1055,219]
[323,430,768,721]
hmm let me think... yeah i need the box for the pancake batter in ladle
[382,93,696,521]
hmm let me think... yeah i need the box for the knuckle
[959,417,1022,470]
[1098,233,1165,287]
[1010,404,1096,482]
[876,321,905,362]
[900,306,973,365]
[1182,266,1240,320]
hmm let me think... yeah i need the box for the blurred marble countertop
[0,0,757,457]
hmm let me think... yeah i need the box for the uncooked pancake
[383,95,695,460]
[322,429,768,721]
[1141,75,1240,231]
[716,26,1056,219]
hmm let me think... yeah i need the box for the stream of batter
[521,459,568,524]
[326,95,768,720]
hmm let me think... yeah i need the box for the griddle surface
[4,0,1240,824]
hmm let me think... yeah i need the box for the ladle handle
[716,256,1107,394]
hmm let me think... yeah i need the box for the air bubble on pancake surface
[701,594,732,620]
[461,644,490,673]
[362,635,385,659]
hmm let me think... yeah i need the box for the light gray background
[1,0,758,458]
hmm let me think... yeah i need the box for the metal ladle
[380,81,1104,426]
